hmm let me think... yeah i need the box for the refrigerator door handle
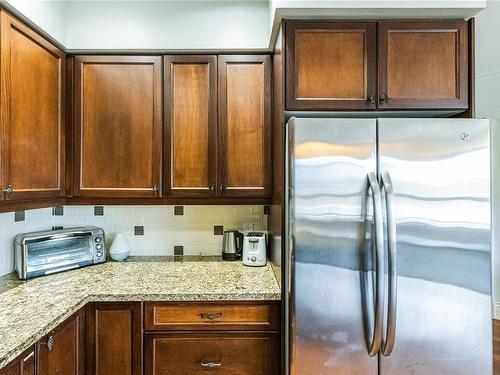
[381,171,397,356]
[367,172,385,356]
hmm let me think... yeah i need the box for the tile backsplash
[0,205,266,277]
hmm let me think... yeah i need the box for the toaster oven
[15,226,106,280]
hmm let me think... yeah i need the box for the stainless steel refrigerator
[285,118,492,375]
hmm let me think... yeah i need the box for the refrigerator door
[287,118,378,375]
[378,119,492,375]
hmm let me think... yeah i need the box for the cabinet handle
[42,335,54,351]
[210,184,216,195]
[367,94,376,105]
[218,184,224,196]
[380,93,390,104]
[153,184,159,196]
[200,360,222,368]
[3,184,13,198]
[200,312,223,320]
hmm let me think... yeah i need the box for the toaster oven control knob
[96,244,103,250]
[95,237,102,243]
[96,251,103,257]
[251,256,257,262]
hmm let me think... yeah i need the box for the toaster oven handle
[23,231,93,244]
[44,264,80,275]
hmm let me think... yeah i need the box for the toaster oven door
[25,233,95,278]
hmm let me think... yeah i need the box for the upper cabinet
[378,20,468,110]
[73,56,162,198]
[164,55,272,199]
[164,55,217,197]
[285,19,469,112]
[286,21,377,110]
[218,55,272,197]
[0,12,65,201]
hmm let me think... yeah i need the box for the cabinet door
[74,56,162,198]
[218,55,271,197]
[144,333,278,375]
[164,55,217,197]
[285,20,377,110]
[378,20,468,110]
[86,302,143,375]
[38,309,85,375]
[0,12,65,201]
[0,346,35,375]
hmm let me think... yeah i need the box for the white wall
[0,205,266,277]
[475,0,500,315]
[4,0,67,44]
[65,0,270,50]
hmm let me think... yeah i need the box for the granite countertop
[0,257,281,369]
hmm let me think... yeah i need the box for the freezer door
[378,119,492,375]
[287,118,378,375]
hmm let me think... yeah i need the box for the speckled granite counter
[0,258,281,369]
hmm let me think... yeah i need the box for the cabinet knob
[218,184,224,196]
[367,94,376,105]
[42,335,54,351]
[3,185,13,198]
[380,93,390,104]
[200,360,222,368]
[153,184,159,196]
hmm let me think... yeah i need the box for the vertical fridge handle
[381,171,397,356]
[367,172,385,356]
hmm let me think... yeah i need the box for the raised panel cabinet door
[378,20,468,110]
[164,55,217,197]
[0,11,65,201]
[74,56,162,197]
[85,302,143,375]
[0,346,35,375]
[38,309,85,375]
[218,55,272,197]
[144,333,278,375]
[285,20,377,110]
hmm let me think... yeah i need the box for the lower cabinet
[0,346,35,375]
[145,332,278,375]
[37,309,85,375]
[85,302,143,375]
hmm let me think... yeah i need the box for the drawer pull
[200,312,223,321]
[200,360,222,368]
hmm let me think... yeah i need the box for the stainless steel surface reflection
[378,119,491,375]
[288,118,378,375]
[286,118,492,375]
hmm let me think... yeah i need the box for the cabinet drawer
[144,302,279,331]
[144,333,277,375]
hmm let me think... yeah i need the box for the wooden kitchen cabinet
[0,11,65,201]
[285,20,377,110]
[73,56,162,198]
[378,20,468,110]
[85,302,143,375]
[144,332,278,375]
[37,309,85,375]
[0,346,35,375]
[164,55,218,197]
[218,55,272,197]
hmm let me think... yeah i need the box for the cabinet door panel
[145,333,277,375]
[38,309,85,375]
[378,20,468,109]
[0,346,35,375]
[86,302,142,375]
[285,21,377,110]
[164,55,217,197]
[0,12,65,200]
[218,55,271,197]
[74,56,162,197]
